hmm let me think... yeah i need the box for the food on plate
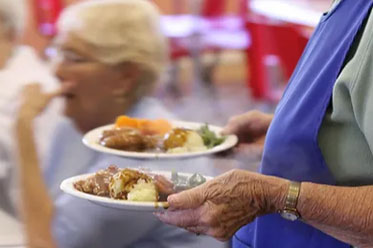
[164,128,207,153]
[109,168,157,201]
[115,116,172,135]
[99,116,226,153]
[74,165,207,202]
[74,165,119,196]
[197,124,225,148]
[100,128,159,151]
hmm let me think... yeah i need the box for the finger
[154,209,200,227]
[221,117,246,136]
[37,90,62,107]
[167,186,205,210]
[47,88,64,99]
[221,123,237,136]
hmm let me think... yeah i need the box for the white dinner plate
[82,121,238,159]
[60,170,212,212]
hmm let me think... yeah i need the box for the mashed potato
[109,169,158,201]
[166,130,207,153]
[127,179,158,201]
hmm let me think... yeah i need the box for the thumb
[221,123,237,136]
[222,117,247,136]
[42,89,62,107]
[46,88,64,100]
[167,186,205,210]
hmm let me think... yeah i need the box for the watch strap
[285,181,301,211]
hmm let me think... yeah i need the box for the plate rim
[60,170,212,211]
[82,120,238,159]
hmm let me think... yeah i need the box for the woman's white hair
[57,0,168,84]
[0,0,25,36]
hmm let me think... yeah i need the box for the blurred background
[24,0,331,125]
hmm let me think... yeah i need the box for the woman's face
[54,33,139,130]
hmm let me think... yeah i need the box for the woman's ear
[111,63,141,102]
[114,63,140,93]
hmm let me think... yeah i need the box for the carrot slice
[138,119,172,135]
[115,116,139,128]
[114,116,172,135]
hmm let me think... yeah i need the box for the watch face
[281,210,298,221]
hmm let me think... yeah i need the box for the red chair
[198,0,310,101]
[245,15,310,101]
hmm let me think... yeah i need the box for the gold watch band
[279,181,301,221]
[285,181,301,211]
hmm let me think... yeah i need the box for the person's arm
[156,170,373,247]
[303,15,373,247]
[16,116,56,248]
[294,183,373,247]
[15,84,60,248]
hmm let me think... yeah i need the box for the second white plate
[82,120,238,159]
[60,170,212,212]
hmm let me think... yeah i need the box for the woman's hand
[223,110,273,145]
[18,83,61,120]
[214,111,273,168]
[155,169,288,241]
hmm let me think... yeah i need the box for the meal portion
[74,165,207,202]
[99,116,225,153]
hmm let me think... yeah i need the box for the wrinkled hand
[223,110,273,143]
[218,110,273,159]
[18,83,62,119]
[155,169,288,241]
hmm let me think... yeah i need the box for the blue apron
[233,0,373,247]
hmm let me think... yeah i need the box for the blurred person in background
[15,0,226,247]
[156,0,373,248]
[0,0,61,227]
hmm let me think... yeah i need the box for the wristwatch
[279,181,301,221]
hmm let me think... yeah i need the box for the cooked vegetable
[115,115,172,135]
[197,124,225,148]
[163,128,188,150]
[164,128,207,153]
